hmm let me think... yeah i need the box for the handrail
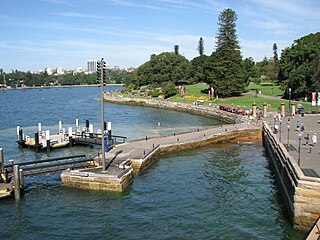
[4,154,86,168]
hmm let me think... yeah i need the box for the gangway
[3,154,97,177]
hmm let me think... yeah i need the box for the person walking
[312,133,317,145]
[296,121,300,131]
[304,133,310,145]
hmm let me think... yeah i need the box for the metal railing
[4,154,94,177]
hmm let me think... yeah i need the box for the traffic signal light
[97,60,101,81]
[103,61,107,81]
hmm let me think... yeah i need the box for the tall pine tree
[197,37,204,56]
[204,8,245,96]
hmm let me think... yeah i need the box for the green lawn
[169,83,311,112]
[246,82,283,96]
[184,83,209,96]
[119,82,312,113]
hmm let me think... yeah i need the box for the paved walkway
[272,114,320,177]
[103,121,258,167]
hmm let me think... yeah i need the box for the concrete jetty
[61,121,261,191]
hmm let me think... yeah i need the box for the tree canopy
[136,52,191,87]
[204,8,246,96]
[278,32,320,99]
[0,69,133,87]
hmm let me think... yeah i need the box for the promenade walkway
[102,121,259,172]
[272,114,320,177]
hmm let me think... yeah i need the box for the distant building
[56,67,64,75]
[87,60,97,73]
[45,67,53,75]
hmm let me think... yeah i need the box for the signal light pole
[97,58,107,171]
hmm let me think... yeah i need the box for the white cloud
[54,12,106,20]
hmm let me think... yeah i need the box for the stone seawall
[130,128,261,175]
[104,95,247,124]
[262,123,320,230]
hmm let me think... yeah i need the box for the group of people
[294,120,317,145]
[273,114,318,146]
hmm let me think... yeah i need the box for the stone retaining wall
[262,122,320,230]
[104,95,247,124]
[130,128,261,175]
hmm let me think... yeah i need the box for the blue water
[0,87,303,239]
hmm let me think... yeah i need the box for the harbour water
[0,86,303,239]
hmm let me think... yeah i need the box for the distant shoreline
[0,83,125,91]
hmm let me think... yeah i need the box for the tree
[190,55,209,83]
[163,82,178,98]
[136,52,191,87]
[278,32,320,99]
[197,37,204,56]
[174,45,179,55]
[204,8,245,96]
[242,57,255,85]
[273,43,278,62]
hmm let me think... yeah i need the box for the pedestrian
[300,124,305,133]
[296,121,300,131]
[304,133,309,145]
[312,133,317,145]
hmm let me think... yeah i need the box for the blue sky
[0,0,319,72]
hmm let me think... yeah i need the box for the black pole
[46,140,51,152]
[298,136,301,166]
[279,121,282,142]
[287,126,290,151]
[289,88,291,116]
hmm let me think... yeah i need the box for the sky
[0,0,319,72]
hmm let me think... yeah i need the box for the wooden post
[13,165,21,200]
[0,148,3,171]
[107,122,112,140]
[34,132,40,151]
[68,127,73,147]
[46,130,50,152]
[19,169,24,189]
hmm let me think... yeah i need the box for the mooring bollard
[146,136,148,141]
[309,146,312,153]
[177,138,179,142]
[13,165,21,200]
[225,128,227,132]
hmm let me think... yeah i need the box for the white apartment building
[87,60,97,73]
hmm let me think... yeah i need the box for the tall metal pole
[100,58,106,171]
[279,121,282,142]
[287,125,290,151]
[288,88,291,116]
[298,135,301,167]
